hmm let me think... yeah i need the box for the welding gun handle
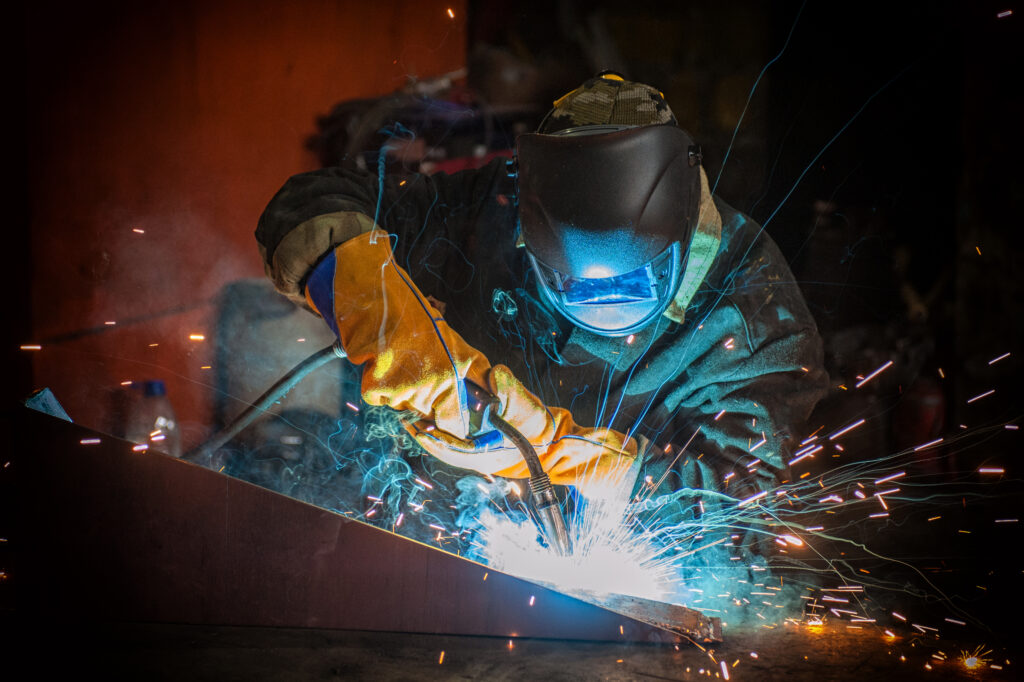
[463,379,497,414]
[462,380,504,451]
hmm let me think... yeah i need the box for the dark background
[10,0,1021,436]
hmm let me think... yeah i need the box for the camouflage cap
[538,72,677,134]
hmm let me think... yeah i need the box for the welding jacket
[256,158,828,521]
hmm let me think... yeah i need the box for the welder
[256,73,828,554]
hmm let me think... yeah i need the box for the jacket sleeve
[255,160,507,308]
[654,211,828,508]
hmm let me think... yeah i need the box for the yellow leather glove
[411,364,638,488]
[306,230,491,439]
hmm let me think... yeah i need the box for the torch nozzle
[529,473,574,556]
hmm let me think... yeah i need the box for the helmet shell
[517,125,701,277]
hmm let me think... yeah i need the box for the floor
[6,618,1013,681]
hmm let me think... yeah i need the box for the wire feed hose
[184,342,347,464]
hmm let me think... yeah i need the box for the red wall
[26,0,466,443]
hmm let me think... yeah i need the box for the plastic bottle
[124,379,183,457]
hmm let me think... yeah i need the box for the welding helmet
[515,73,703,337]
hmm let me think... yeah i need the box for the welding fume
[243,72,827,565]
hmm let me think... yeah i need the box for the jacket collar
[663,166,722,324]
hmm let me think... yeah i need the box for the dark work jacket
[256,158,828,510]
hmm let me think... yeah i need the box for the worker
[256,73,828,549]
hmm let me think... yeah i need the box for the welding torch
[185,342,574,556]
[462,381,573,557]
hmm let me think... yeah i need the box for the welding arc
[184,342,347,464]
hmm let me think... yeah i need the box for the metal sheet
[10,407,717,643]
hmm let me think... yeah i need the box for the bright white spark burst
[474,473,678,602]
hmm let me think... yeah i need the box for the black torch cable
[487,411,546,479]
[184,342,347,464]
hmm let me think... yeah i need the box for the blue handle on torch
[463,379,504,450]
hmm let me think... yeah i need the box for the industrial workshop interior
[6,1,1023,680]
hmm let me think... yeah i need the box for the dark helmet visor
[530,242,681,336]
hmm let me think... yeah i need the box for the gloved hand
[411,364,639,488]
[305,230,491,439]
